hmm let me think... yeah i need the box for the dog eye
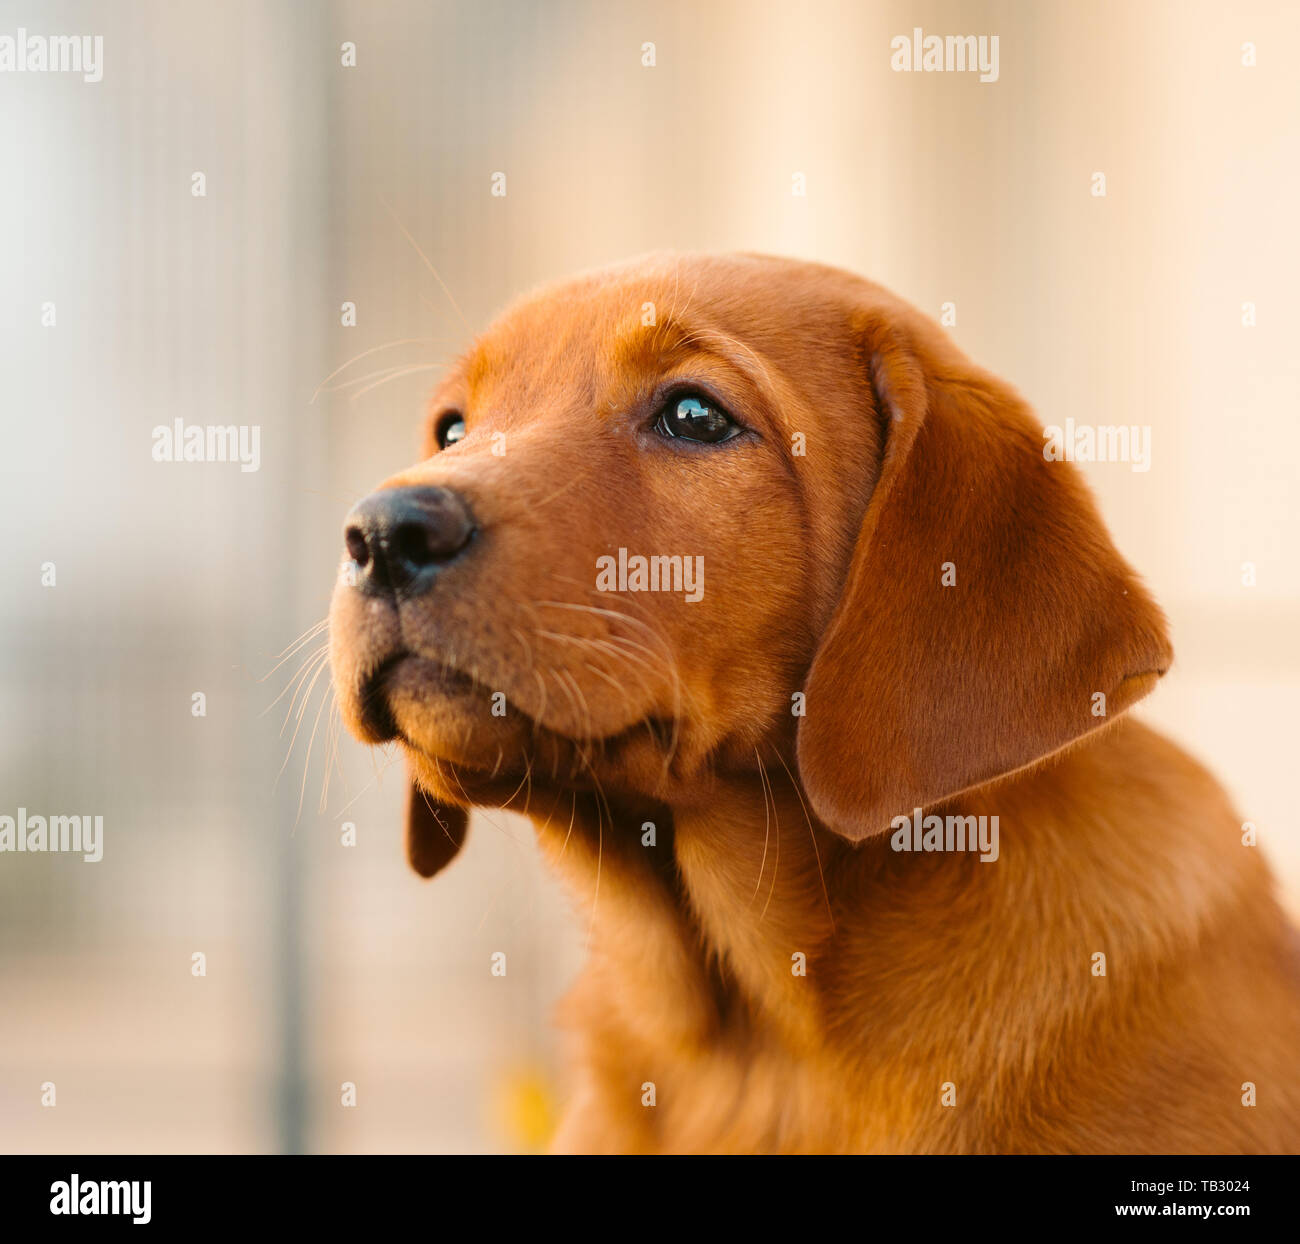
[654,394,740,444]
[434,412,466,450]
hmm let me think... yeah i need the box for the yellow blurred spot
[491,1064,556,1152]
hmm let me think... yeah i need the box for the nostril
[345,525,370,567]
[342,485,475,597]
[392,521,437,569]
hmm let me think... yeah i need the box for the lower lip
[358,654,477,739]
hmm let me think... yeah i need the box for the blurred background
[1,0,1296,1153]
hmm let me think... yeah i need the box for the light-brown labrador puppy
[329,253,1300,1154]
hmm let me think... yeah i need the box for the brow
[463,341,502,397]
[610,315,779,397]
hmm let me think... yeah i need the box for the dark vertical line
[269,0,337,1156]
[275,817,306,1154]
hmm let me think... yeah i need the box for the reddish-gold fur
[329,253,1300,1153]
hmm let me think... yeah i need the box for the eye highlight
[434,412,466,450]
[654,393,741,445]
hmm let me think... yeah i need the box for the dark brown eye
[435,412,466,450]
[654,394,740,444]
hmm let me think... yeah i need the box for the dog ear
[796,312,1172,840]
[405,771,469,878]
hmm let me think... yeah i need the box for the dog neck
[528,764,841,1053]
[527,718,1258,1072]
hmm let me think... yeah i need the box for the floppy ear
[796,313,1172,840]
[405,768,469,878]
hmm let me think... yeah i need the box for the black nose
[342,486,476,596]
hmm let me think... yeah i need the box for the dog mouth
[353,646,681,788]
[357,651,478,742]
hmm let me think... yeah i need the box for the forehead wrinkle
[608,314,776,392]
[463,339,501,403]
[608,313,684,375]
[675,324,780,399]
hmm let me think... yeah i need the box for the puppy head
[328,253,1170,873]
